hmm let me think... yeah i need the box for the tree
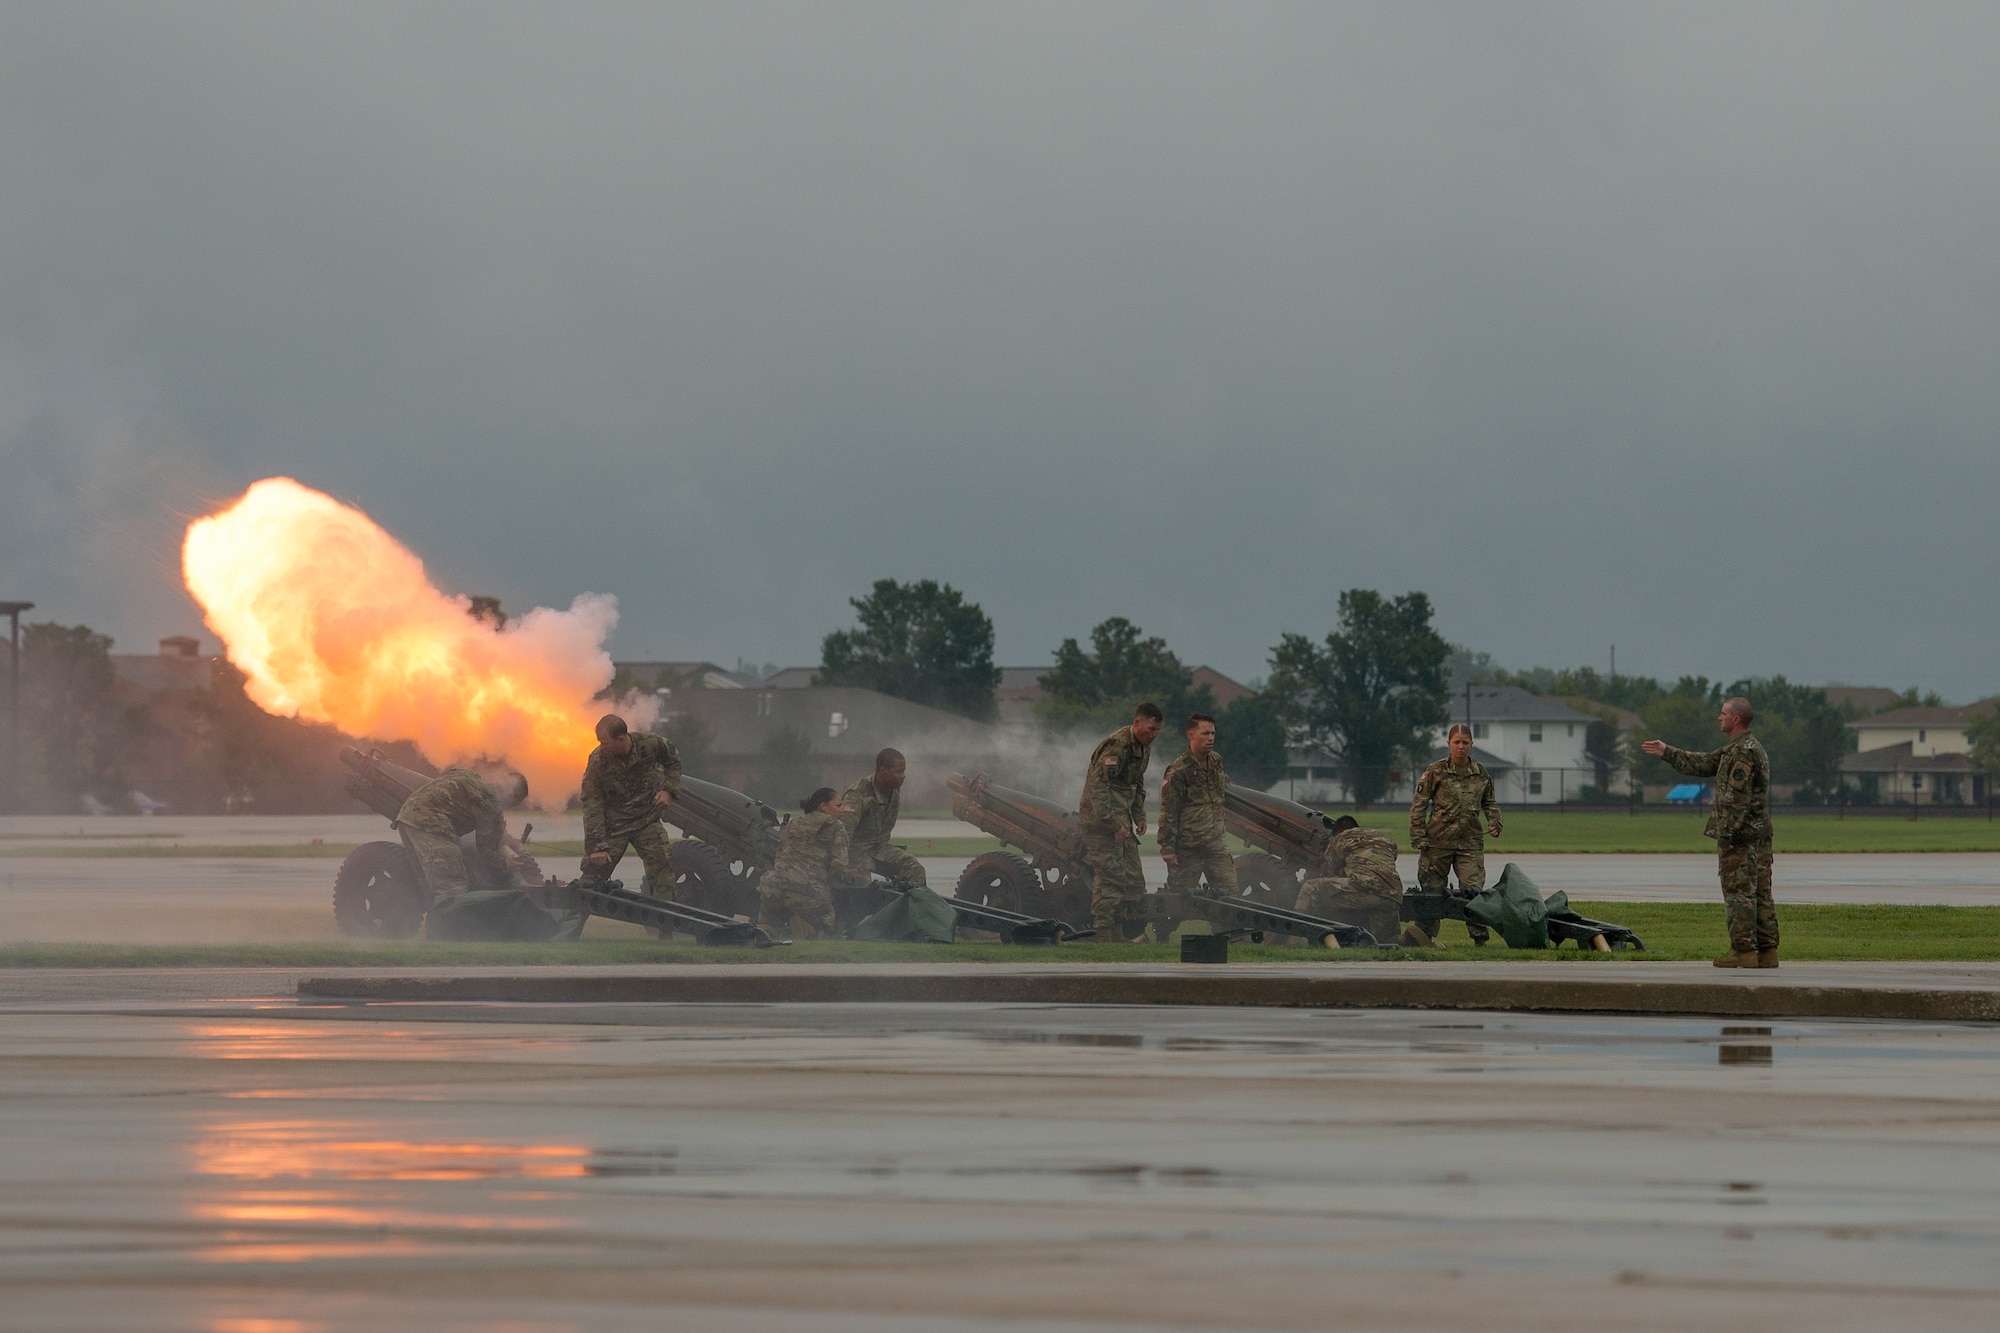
[819,579,1001,721]
[1034,617,1215,735]
[16,622,141,811]
[1217,689,1289,790]
[1729,677,1848,798]
[748,724,819,808]
[1266,591,1450,809]
[1582,711,1626,795]
[1633,677,1722,786]
[1970,708,2000,779]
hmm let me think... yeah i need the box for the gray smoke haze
[2,3,1995,696]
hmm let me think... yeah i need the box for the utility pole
[1,602,32,814]
[1610,644,1616,681]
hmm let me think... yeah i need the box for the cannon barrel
[662,774,784,871]
[1222,782,1342,876]
[948,771,1089,871]
[339,745,435,822]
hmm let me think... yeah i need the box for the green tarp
[427,889,588,942]
[1463,863,1570,950]
[849,885,958,943]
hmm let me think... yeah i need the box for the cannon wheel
[670,839,760,920]
[958,850,1040,914]
[1032,858,1093,930]
[333,840,428,939]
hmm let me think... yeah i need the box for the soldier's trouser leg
[1718,840,1777,953]
[401,828,468,937]
[1415,847,1489,943]
[1298,876,1401,944]
[758,875,836,940]
[1081,827,1145,936]
[629,823,674,898]
[1165,839,1238,897]
[869,846,928,891]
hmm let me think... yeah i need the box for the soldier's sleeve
[1158,764,1183,847]
[836,780,866,839]
[639,734,683,795]
[472,793,513,883]
[580,756,608,852]
[1659,744,1723,777]
[1480,772,1502,833]
[826,817,863,883]
[1408,768,1434,847]
[1126,746,1149,826]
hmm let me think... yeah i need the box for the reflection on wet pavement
[6,991,2000,1330]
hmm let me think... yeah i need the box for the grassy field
[5,902,2000,966]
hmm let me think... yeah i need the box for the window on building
[1919,729,1927,742]
[756,693,773,717]
[1912,774,1924,790]
[1529,724,1543,743]
[1567,723,1575,737]
[828,711,848,739]
[1528,771,1544,795]
[1472,723,1488,740]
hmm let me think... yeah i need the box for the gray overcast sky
[2,2,1995,698]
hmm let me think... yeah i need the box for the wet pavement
[4,971,2000,1329]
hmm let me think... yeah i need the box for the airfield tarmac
[4,968,2000,1331]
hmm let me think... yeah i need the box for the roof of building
[1820,685,1904,714]
[1191,666,1254,707]
[1850,699,1997,730]
[997,667,1048,693]
[1450,686,1594,725]
[761,666,819,689]
[1840,741,1981,772]
[615,660,758,690]
[1551,695,1642,730]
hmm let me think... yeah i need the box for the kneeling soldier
[1297,815,1408,946]
[840,748,927,889]
[1160,713,1237,899]
[758,787,861,939]
[395,767,528,928]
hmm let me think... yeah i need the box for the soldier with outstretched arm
[1159,713,1238,899]
[1407,723,1502,946]
[580,713,683,898]
[1077,701,1164,942]
[1642,696,1777,968]
[840,748,927,889]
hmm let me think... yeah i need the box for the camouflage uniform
[580,732,683,897]
[394,769,512,909]
[1159,749,1237,898]
[1409,758,1502,943]
[1660,734,1776,953]
[840,776,927,889]
[1297,826,1404,944]
[757,810,854,939]
[1077,725,1152,934]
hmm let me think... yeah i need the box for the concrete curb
[296,969,2000,1023]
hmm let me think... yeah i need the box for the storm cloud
[2,2,1994,695]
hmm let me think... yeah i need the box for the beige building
[1843,700,1997,805]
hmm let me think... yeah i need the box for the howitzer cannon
[947,772,1096,925]
[658,775,785,918]
[334,746,546,938]
[544,876,777,947]
[948,771,1377,949]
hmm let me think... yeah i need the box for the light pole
[0,601,32,814]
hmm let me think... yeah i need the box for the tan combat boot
[1757,948,1779,969]
[1713,950,1760,968]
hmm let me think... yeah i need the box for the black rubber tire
[333,840,428,939]
[957,850,1040,914]
[1234,852,1302,910]
[671,839,760,919]
[1032,858,1094,930]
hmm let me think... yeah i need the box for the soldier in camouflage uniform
[840,748,927,890]
[581,714,683,898]
[394,767,527,918]
[1408,724,1503,946]
[1159,713,1238,899]
[1078,702,1165,939]
[1643,697,1777,968]
[1296,815,1406,945]
[758,787,862,939]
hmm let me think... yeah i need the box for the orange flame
[183,477,634,805]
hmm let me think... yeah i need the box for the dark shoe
[1713,951,1760,968]
[1757,949,1779,969]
